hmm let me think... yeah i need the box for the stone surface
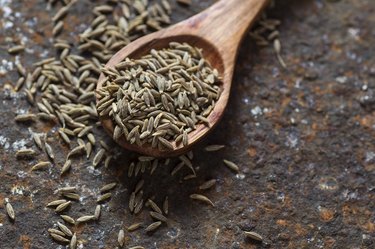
[0,0,374,248]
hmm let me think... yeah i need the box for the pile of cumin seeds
[7,0,280,247]
[98,42,222,150]
[78,0,172,60]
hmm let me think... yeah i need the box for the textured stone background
[0,0,374,248]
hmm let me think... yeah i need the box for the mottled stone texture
[0,0,374,248]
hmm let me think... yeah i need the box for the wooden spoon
[97,0,269,157]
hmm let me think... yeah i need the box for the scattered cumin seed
[70,233,77,249]
[96,192,112,203]
[8,45,25,54]
[47,199,67,207]
[163,196,169,215]
[118,229,125,247]
[204,144,225,152]
[61,215,75,225]
[60,160,72,175]
[48,228,66,237]
[57,186,76,193]
[55,201,71,212]
[57,221,73,237]
[76,215,95,223]
[62,192,80,201]
[274,39,287,69]
[5,202,15,221]
[31,161,51,171]
[147,199,162,214]
[244,231,263,242]
[199,179,216,190]
[223,159,240,173]
[94,205,101,220]
[127,222,143,232]
[16,148,36,158]
[190,194,215,207]
[99,182,117,193]
[177,0,192,6]
[32,133,43,150]
[149,211,168,222]
[50,233,70,243]
[145,221,162,232]
[15,113,36,122]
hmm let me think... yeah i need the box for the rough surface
[0,0,374,248]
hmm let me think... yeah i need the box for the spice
[98,42,221,151]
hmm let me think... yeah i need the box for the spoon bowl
[97,0,269,157]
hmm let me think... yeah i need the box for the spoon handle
[182,0,269,62]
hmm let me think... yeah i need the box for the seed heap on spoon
[98,42,222,150]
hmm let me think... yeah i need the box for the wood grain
[96,0,269,157]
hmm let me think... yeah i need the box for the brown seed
[87,133,96,145]
[57,186,76,193]
[52,5,70,22]
[45,142,55,160]
[129,192,135,212]
[55,201,71,212]
[100,182,117,193]
[158,137,174,150]
[149,211,168,222]
[177,0,192,6]
[86,142,92,159]
[67,145,85,158]
[145,221,162,232]
[163,196,168,215]
[50,233,70,243]
[134,179,144,193]
[15,61,26,76]
[99,140,110,151]
[61,215,75,225]
[118,229,125,247]
[199,179,217,190]
[57,221,73,237]
[104,155,112,168]
[76,215,95,223]
[58,130,71,145]
[223,159,240,173]
[94,205,101,220]
[244,231,263,242]
[15,113,36,122]
[47,199,67,207]
[53,21,64,37]
[93,148,105,167]
[60,160,72,175]
[8,45,25,54]
[62,193,80,201]
[127,222,143,232]
[32,133,43,150]
[15,77,25,91]
[134,198,144,214]
[190,194,215,207]
[128,162,135,177]
[204,145,225,152]
[97,192,112,203]
[70,233,77,249]
[147,199,162,214]
[16,148,36,158]
[31,161,51,171]
[273,39,287,69]
[183,174,197,180]
[48,228,66,237]
[6,202,15,221]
